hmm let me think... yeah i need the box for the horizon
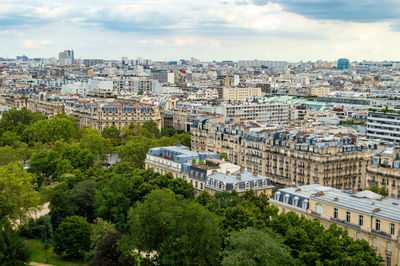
[1,0,400,61]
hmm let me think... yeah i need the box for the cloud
[22,39,54,48]
[0,0,400,60]
[255,0,400,23]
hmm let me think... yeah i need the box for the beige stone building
[270,184,400,266]
[310,86,330,97]
[223,87,262,102]
[368,146,400,198]
[192,117,371,190]
[144,145,273,196]
[65,100,162,130]
[27,95,65,117]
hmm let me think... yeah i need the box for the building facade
[222,87,262,102]
[367,111,400,144]
[144,145,273,196]
[271,184,400,266]
[192,117,371,190]
[368,146,400,198]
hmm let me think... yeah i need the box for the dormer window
[302,199,309,209]
[293,196,299,206]
[254,181,258,188]
[283,194,290,204]
[245,182,250,189]
[275,191,281,200]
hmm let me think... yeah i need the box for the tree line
[0,109,383,265]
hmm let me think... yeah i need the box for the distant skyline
[1,0,400,61]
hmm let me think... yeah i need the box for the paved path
[30,262,52,266]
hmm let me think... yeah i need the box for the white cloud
[0,0,399,60]
[22,39,54,49]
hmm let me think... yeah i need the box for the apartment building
[26,95,65,117]
[367,111,400,143]
[310,86,330,97]
[270,184,400,266]
[144,145,273,196]
[112,77,161,95]
[368,146,400,198]
[192,117,371,190]
[222,87,262,102]
[64,100,162,130]
[217,102,290,123]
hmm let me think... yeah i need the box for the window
[386,257,391,266]
[387,241,392,252]
[346,212,350,223]
[359,215,363,226]
[376,219,381,231]
[356,232,361,240]
[275,191,281,201]
[254,181,258,188]
[334,208,338,219]
[293,197,299,206]
[390,224,395,235]
[372,237,377,248]
[283,194,290,204]
[315,203,323,215]
[195,181,198,188]
[302,199,309,209]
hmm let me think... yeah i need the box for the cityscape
[2,1,400,266]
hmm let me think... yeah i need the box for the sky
[1,0,400,61]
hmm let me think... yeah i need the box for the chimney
[236,173,241,180]
[226,170,230,175]
[351,188,357,194]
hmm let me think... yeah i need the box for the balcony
[371,229,392,239]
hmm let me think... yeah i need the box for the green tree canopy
[0,163,40,222]
[53,216,92,258]
[222,227,293,266]
[127,189,222,265]
[0,221,31,265]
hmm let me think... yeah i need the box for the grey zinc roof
[280,185,400,223]
[207,171,269,184]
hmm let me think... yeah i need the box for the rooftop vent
[393,202,399,206]
[295,188,302,192]
[372,208,381,213]
[333,197,339,201]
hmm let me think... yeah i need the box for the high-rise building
[337,58,349,70]
[58,50,74,66]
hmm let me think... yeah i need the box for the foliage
[365,185,388,197]
[22,114,79,143]
[0,162,40,222]
[0,108,45,134]
[92,231,134,266]
[0,220,31,265]
[219,152,229,162]
[102,125,122,146]
[80,127,112,160]
[49,186,75,229]
[53,216,92,258]
[87,218,116,260]
[222,227,293,266]
[127,189,222,265]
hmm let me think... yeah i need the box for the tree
[80,127,112,160]
[22,115,79,143]
[102,125,122,146]
[116,136,155,168]
[0,163,40,222]
[219,152,229,162]
[0,146,17,165]
[88,218,116,259]
[0,220,31,265]
[127,189,222,265]
[53,216,92,258]
[92,231,134,266]
[0,108,45,134]
[141,120,161,138]
[70,180,97,222]
[222,227,293,266]
[49,187,74,229]
[365,185,388,197]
